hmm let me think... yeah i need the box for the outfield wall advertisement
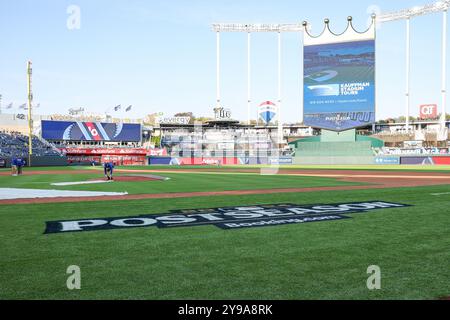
[303,20,376,131]
[41,120,141,142]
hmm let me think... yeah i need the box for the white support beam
[247,32,251,125]
[441,10,448,127]
[277,32,283,145]
[216,31,221,107]
[405,19,411,132]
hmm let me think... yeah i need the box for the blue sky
[0,0,448,123]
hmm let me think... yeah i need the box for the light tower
[27,61,33,167]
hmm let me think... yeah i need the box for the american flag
[125,105,132,112]
[114,104,121,111]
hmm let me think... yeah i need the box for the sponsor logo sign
[45,201,410,234]
[214,107,232,120]
[268,157,293,165]
[374,156,400,165]
[258,101,277,124]
[155,116,191,125]
[420,104,437,119]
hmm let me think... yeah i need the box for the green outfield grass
[0,183,449,300]
[0,166,449,300]
[0,171,359,194]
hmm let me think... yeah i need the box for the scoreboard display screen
[41,120,141,142]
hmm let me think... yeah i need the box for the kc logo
[420,104,437,118]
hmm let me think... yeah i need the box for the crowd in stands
[0,130,61,158]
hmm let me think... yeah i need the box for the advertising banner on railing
[60,148,167,156]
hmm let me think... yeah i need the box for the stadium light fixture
[212,23,304,33]
[377,0,450,22]
[212,1,450,32]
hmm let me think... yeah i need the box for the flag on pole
[114,104,121,111]
[18,103,27,109]
[6,103,13,109]
[125,105,132,112]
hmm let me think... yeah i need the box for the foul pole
[27,61,33,167]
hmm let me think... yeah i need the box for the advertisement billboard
[303,23,376,131]
[419,104,438,119]
[258,101,277,124]
[41,120,141,142]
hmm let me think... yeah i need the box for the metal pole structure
[277,31,282,145]
[405,18,411,132]
[247,32,251,125]
[213,1,450,132]
[373,14,377,133]
[27,61,33,167]
[300,31,304,124]
[216,31,221,108]
[441,10,447,128]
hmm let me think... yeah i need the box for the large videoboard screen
[303,39,375,131]
[41,120,141,142]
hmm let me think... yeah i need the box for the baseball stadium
[1,0,450,304]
